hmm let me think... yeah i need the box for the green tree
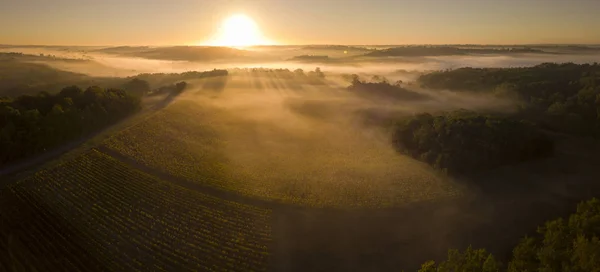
[420,247,502,272]
[122,78,150,97]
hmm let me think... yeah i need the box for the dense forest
[418,198,600,271]
[391,110,554,176]
[419,63,600,136]
[0,86,140,166]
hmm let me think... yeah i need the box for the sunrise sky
[2,0,600,46]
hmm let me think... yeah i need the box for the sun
[205,14,271,47]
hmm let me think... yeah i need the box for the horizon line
[2,43,600,48]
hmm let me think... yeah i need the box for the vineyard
[103,100,234,188]
[104,91,462,208]
[0,149,272,271]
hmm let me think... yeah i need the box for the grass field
[0,149,272,271]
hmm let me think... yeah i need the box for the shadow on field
[252,76,265,90]
[278,75,305,92]
[0,189,106,271]
[271,199,472,272]
[150,90,184,111]
[270,134,600,272]
[284,98,347,120]
[202,76,229,96]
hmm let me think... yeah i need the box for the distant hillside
[93,46,151,54]
[290,55,330,62]
[94,46,251,61]
[0,53,96,97]
[364,46,545,57]
[300,45,372,52]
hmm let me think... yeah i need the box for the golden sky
[2,0,599,46]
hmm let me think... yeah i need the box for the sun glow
[205,14,272,47]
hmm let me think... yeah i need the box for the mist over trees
[131,69,228,88]
[0,53,95,97]
[94,46,247,61]
[347,75,427,101]
[365,46,544,57]
[291,55,330,61]
[122,78,151,97]
[419,63,600,136]
[392,110,554,176]
[0,52,229,98]
[227,67,326,85]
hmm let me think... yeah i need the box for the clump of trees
[419,198,600,271]
[307,67,326,79]
[392,110,554,176]
[149,81,187,96]
[0,86,140,166]
[299,67,326,84]
[418,247,501,272]
[122,78,151,97]
[347,75,427,101]
[289,67,326,79]
[418,63,600,136]
[229,67,326,84]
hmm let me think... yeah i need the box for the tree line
[131,69,228,90]
[148,81,188,96]
[228,67,325,78]
[365,46,543,57]
[392,110,554,176]
[418,198,600,271]
[419,63,600,136]
[0,86,140,166]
